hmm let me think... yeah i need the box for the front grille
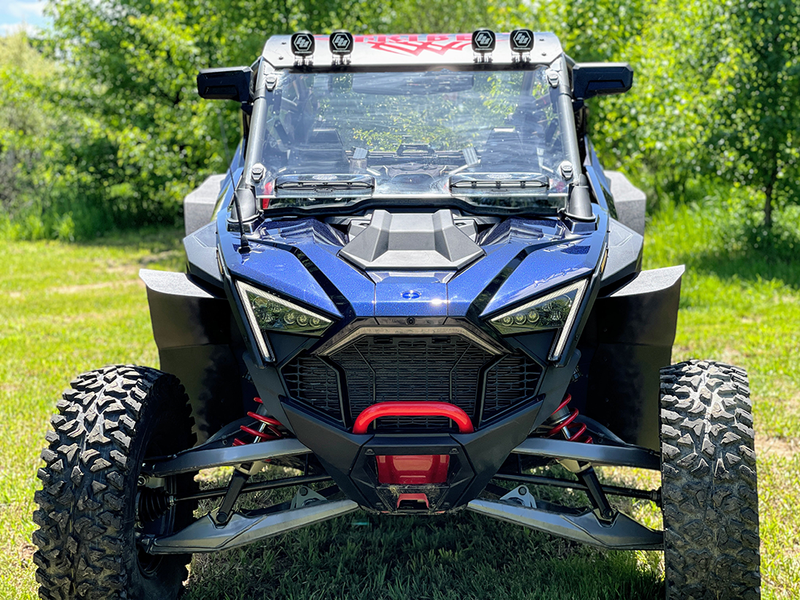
[281,332,543,430]
[282,354,342,422]
[482,353,544,421]
[374,416,454,432]
[331,336,489,420]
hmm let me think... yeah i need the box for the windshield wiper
[274,174,375,196]
[449,173,549,192]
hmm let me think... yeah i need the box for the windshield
[250,67,570,213]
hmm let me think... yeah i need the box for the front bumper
[237,327,584,512]
[280,397,542,513]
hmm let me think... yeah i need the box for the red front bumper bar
[352,401,474,434]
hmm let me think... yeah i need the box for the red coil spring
[545,394,592,444]
[232,397,284,446]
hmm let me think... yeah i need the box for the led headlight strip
[489,278,588,361]
[236,280,333,361]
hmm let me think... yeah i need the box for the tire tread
[33,365,195,600]
[660,360,760,600]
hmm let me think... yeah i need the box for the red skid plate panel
[376,454,450,485]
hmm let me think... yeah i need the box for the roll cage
[197,32,632,225]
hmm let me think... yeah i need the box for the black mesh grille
[282,354,342,422]
[374,416,454,432]
[482,353,544,421]
[330,335,489,421]
[281,332,543,429]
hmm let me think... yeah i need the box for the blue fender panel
[481,234,603,317]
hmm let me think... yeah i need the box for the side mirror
[572,63,633,100]
[197,66,252,102]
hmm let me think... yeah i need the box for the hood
[218,208,606,321]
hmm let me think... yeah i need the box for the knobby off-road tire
[660,360,760,600]
[33,366,197,600]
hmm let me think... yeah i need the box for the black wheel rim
[136,438,179,577]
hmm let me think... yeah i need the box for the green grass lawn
[0,203,797,599]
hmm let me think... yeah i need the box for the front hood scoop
[338,209,484,271]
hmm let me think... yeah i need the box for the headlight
[236,280,333,360]
[489,279,588,361]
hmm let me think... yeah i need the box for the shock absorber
[543,394,593,444]
[542,394,614,521]
[232,397,284,446]
[216,398,286,526]
[136,488,173,523]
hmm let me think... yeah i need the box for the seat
[480,127,535,172]
[287,128,350,173]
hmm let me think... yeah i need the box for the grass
[643,201,800,598]
[0,201,798,599]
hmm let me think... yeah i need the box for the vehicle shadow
[72,225,187,271]
[181,469,664,600]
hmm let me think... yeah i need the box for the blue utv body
[142,31,677,532]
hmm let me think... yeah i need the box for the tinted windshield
[250,67,570,213]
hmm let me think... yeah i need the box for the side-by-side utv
[33,30,760,600]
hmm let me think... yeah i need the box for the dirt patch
[18,542,36,568]
[716,346,747,366]
[757,435,799,460]
[740,316,763,324]
[671,346,694,361]
[787,392,800,413]
[0,382,22,397]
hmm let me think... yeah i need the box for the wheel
[659,360,760,599]
[33,366,197,600]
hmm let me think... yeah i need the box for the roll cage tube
[231,51,587,225]
[554,55,592,220]
[232,61,273,226]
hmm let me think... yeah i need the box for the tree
[0,31,81,239]
[591,0,732,206]
[710,0,800,228]
[32,0,490,236]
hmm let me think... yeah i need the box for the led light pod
[510,29,534,53]
[236,280,333,359]
[329,30,354,55]
[489,279,588,361]
[290,31,315,57]
[471,29,496,53]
